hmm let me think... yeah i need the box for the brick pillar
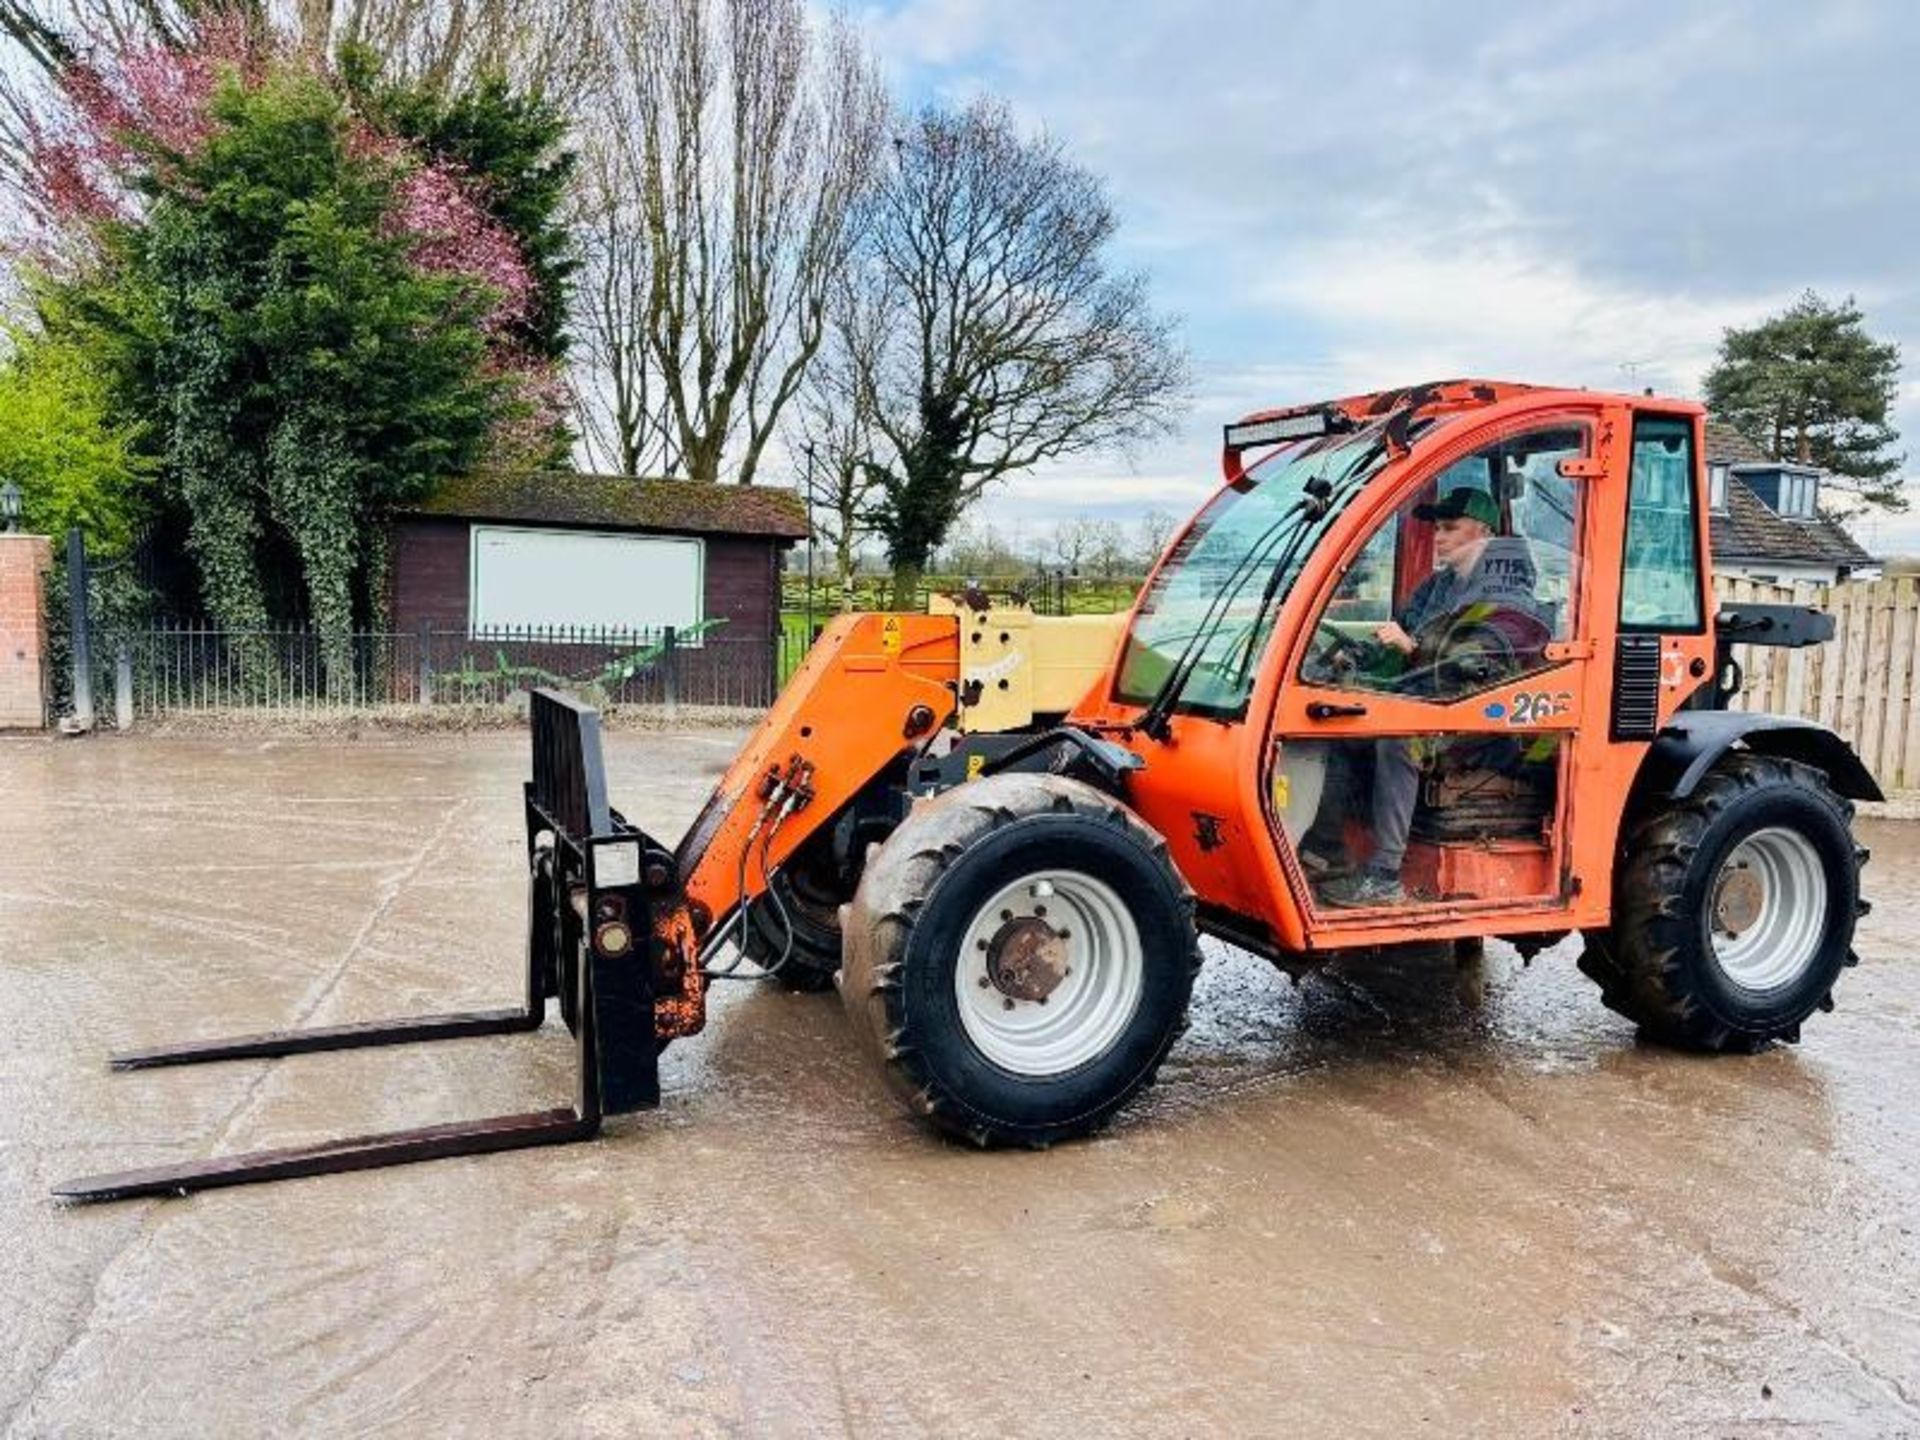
[0,533,54,730]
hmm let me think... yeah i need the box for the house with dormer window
[1704,420,1878,586]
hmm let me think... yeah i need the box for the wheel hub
[955,869,1144,1077]
[1708,826,1830,992]
[1714,863,1765,937]
[985,917,1070,1003]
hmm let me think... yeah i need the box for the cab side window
[1299,424,1587,701]
[1621,417,1703,631]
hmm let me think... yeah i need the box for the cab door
[1263,413,1601,940]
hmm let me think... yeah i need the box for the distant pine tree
[1704,291,1906,511]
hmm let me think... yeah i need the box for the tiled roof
[1711,476,1874,570]
[1703,419,1774,466]
[404,471,809,540]
[1700,420,1873,571]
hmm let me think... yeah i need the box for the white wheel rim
[954,869,1144,1077]
[1709,826,1828,992]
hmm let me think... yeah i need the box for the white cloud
[989,465,1213,525]
[856,0,998,73]
[852,0,1920,535]
[1257,235,1783,403]
[987,240,1791,529]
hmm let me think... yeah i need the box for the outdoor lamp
[0,479,20,533]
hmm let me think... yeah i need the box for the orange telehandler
[60,379,1877,1200]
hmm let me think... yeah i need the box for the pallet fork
[56,690,670,1203]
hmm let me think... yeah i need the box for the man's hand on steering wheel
[1308,625,1386,682]
[1373,620,1417,657]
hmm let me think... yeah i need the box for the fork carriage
[58,690,671,1203]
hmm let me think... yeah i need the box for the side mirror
[1497,457,1528,503]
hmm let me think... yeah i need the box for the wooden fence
[1716,575,1920,792]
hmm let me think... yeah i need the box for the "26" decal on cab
[1505,689,1573,725]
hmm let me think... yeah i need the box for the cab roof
[1225,377,1705,464]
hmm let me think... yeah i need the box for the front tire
[1579,754,1865,1050]
[840,773,1200,1147]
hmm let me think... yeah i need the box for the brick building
[390,472,807,640]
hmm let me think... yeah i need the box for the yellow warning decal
[965,753,986,781]
[881,616,903,654]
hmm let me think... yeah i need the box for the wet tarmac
[1,729,1917,1437]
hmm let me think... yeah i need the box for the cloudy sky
[856,0,1920,554]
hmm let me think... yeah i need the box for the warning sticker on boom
[881,616,902,654]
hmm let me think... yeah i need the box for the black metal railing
[88,622,797,719]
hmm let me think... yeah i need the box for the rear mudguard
[1638,712,1884,803]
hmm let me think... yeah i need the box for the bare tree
[0,0,603,232]
[568,72,681,476]
[0,0,80,74]
[936,517,1024,576]
[1135,506,1177,570]
[1049,516,1099,574]
[783,271,887,594]
[0,0,601,86]
[1087,518,1129,579]
[0,0,167,218]
[333,0,606,102]
[0,0,193,71]
[626,0,885,483]
[852,100,1188,603]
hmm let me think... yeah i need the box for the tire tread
[839,774,1200,1146]
[1581,753,1863,1050]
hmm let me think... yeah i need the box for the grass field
[777,578,1143,684]
[780,576,1142,617]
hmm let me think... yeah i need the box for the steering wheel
[1421,609,1551,696]
[1305,624,1384,684]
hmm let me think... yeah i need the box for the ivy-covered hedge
[10,18,572,694]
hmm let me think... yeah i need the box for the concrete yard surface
[1,731,1917,1437]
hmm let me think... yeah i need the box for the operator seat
[1408,535,1558,845]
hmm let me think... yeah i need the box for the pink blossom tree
[8,13,574,661]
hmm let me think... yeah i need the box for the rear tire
[839,773,1200,1147]
[1579,754,1865,1051]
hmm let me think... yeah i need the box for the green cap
[1413,487,1498,528]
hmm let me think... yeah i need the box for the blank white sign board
[470,525,704,635]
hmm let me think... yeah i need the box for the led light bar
[1223,408,1350,451]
